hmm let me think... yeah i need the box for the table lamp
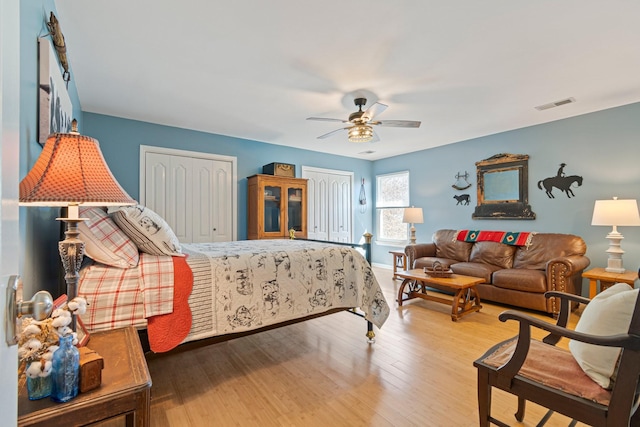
[403,206,424,245]
[19,120,136,328]
[591,197,640,273]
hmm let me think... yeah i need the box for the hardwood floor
[142,266,586,427]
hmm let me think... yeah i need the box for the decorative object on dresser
[19,119,136,329]
[404,229,591,316]
[402,206,423,245]
[591,197,640,273]
[247,174,308,239]
[78,346,104,393]
[262,162,295,177]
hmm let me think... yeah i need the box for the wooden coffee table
[396,269,484,321]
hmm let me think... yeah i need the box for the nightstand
[582,267,638,298]
[389,250,407,280]
[18,327,151,427]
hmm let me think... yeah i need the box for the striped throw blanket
[455,230,534,247]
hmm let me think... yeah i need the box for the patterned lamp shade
[20,125,136,207]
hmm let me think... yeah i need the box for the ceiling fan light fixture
[348,125,374,143]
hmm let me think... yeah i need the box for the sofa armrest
[545,255,591,293]
[404,243,436,269]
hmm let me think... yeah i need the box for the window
[376,171,410,244]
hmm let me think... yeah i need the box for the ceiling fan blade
[362,102,388,121]
[370,131,380,143]
[373,120,421,128]
[317,127,349,139]
[307,117,348,123]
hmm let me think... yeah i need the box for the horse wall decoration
[538,175,583,198]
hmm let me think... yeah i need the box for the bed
[76,205,390,353]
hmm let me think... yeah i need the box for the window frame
[375,170,410,246]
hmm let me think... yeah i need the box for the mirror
[472,153,536,220]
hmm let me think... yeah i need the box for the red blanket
[455,230,533,247]
[147,256,193,352]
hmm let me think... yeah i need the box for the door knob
[5,275,54,346]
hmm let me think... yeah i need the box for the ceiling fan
[306,97,421,143]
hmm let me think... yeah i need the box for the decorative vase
[26,371,52,400]
[50,334,80,403]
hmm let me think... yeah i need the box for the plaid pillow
[77,207,139,268]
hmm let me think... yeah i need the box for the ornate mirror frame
[472,153,536,220]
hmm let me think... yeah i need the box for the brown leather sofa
[404,229,590,316]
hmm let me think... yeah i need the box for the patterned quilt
[79,239,389,346]
[182,239,390,342]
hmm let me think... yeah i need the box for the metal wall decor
[473,153,535,220]
[46,12,70,85]
[452,171,472,190]
[537,163,584,198]
[453,194,470,205]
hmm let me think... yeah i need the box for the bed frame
[141,233,376,356]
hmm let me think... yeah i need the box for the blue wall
[19,0,83,298]
[82,113,374,241]
[373,102,640,275]
[18,3,640,299]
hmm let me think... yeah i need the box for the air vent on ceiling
[535,97,576,111]
[359,150,376,155]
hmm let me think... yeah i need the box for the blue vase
[26,371,52,400]
[50,334,80,403]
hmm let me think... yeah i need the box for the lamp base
[409,225,417,245]
[604,229,626,274]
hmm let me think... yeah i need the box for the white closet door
[329,174,352,242]
[303,167,352,243]
[144,151,234,243]
[192,158,213,243]
[306,171,329,241]
[210,159,233,242]
[169,156,194,243]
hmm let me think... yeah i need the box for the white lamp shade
[403,207,424,224]
[591,199,640,226]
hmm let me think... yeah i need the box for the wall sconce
[591,197,640,273]
[359,178,367,213]
[402,206,424,245]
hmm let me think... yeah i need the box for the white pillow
[77,206,139,268]
[569,283,638,389]
[109,205,183,257]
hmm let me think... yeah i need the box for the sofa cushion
[513,233,586,270]
[469,241,516,269]
[433,229,472,262]
[492,269,547,293]
[450,262,501,283]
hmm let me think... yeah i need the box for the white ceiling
[54,1,640,161]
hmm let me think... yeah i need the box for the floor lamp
[19,120,136,330]
[591,197,640,273]
[403,206,424,245]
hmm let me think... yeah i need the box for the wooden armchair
[474,287,640,426]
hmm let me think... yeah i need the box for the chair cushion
[77,206,139,268]
[569,283,638,389]
[109,205,183,257]
[479,338,611,405]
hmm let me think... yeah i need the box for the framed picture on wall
[38,37,73,144]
